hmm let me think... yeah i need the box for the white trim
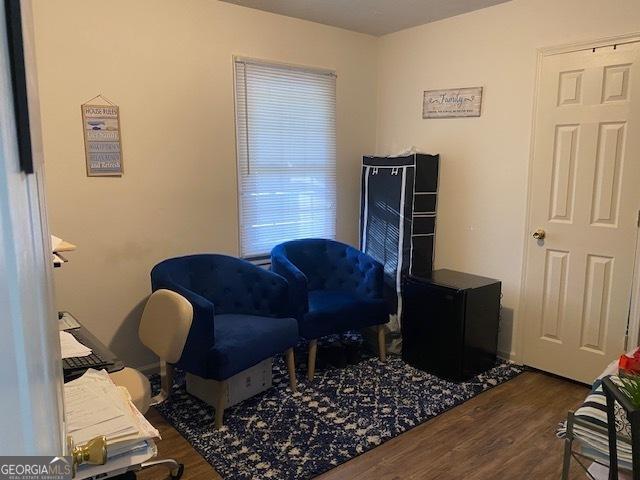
[361,166,371,252]
[628,228,640,349]
[412,233,435,237]
[516,42,551,366]
[395,168,407,327]
[517,32,640,366]
[233,55,337,77]
[540,32,640,57]
[232,57,244,258]
[413,213,436,217]
[414,192,437,195]
[0,0,64,453]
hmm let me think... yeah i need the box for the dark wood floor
[139,370,589,480]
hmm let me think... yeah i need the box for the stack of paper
[64,369,160,479]
[59,331,92,358]
[64,369,159,453]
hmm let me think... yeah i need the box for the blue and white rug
[152,352,522,480]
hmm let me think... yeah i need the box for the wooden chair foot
[377,324,387,362]
[286,348,297,392]
[307,339,318,381]
[215,380,227,430]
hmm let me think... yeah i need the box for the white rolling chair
[109,289,193,479]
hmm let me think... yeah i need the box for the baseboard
[137,361,160,376]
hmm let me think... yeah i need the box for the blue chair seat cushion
[204,314,299,380]
[300,290,388,340]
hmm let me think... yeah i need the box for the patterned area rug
[152,352,522,480]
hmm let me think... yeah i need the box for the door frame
[516,32,640,367]
[0,0,65,454]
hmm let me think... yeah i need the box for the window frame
[232,56,338,259]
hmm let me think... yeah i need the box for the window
[234,58,337,258]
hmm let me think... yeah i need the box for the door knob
[532,229,546,240]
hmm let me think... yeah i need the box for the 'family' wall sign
[423,87,483,119]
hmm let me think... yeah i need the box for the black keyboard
[63,352,111,372]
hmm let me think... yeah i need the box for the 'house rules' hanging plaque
[81,96,123,176]
[423,87,483,118]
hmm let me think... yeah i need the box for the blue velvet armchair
[271,239,389,379]
[150,254,299,428]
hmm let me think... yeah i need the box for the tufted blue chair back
[151,254,290,318]
[273,239,383,299]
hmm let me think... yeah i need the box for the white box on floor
[186,358,272,409]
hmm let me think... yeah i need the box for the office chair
[109,289,193,479]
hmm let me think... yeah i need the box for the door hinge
[637,210,640,227]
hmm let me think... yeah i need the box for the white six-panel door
[522,42,640,384]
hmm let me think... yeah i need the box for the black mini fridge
[402,269,501,381]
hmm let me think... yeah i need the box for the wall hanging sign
[81,95,123,176]
[423,87,483,119]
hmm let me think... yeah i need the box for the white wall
[32,0,378,369]
[34,0,640,367]
[376,0,640,358]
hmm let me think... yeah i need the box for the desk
[62,319,181,479]
[63,321,124,381]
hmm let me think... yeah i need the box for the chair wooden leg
[377,324,387,362]
[215,380,227,430]
[307,339,318,381]
[286,348,297,392]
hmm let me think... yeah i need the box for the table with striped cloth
[558,377,633,471]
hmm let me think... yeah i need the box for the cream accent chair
[108,289,192,479]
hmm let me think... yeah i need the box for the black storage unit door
[359,153,439,325]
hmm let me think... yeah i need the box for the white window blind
[235,59,337,258]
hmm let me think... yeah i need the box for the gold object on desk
[67,434,107,476]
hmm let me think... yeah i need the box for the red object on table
[619,348,640,373]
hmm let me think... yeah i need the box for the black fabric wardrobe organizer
[359,153,440,325]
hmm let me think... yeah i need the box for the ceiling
[220,0,512,36]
